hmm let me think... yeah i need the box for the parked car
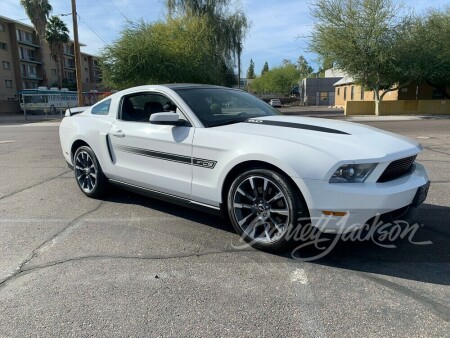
[59,84,429,252]
[269,98,282,107]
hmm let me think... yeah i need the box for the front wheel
[73,146,107,198]
[227,169,309,252]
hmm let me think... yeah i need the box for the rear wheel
[227,169,309,252]
[73,146,107,198]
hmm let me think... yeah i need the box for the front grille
[377,155,416,183]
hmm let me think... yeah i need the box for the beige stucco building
[334,76,450,108]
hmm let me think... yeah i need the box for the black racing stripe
[116,145,191,164]
[116,145,217,169]
[246,119,350,135]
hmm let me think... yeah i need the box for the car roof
[163,83,227,90]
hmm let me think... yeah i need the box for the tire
[227,169,309,252]
[73,146,108,198]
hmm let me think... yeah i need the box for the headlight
[329,163,378,183]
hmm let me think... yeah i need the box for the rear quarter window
[91,99,111,115]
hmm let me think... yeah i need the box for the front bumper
[294,163,429,234]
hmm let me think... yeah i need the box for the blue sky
[2,0,449,77]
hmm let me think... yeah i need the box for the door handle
[111,130,125,138]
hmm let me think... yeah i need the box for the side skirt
[108,179,224,217]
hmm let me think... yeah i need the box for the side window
[120,92,180,123]
[91,99,111,115]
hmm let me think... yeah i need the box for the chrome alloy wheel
[232,175,290,243]
[75,150,97,193]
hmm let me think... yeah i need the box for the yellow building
[333,76,450,108]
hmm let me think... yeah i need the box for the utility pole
[71,0,83,107]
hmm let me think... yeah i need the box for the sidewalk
[0,113,62,125]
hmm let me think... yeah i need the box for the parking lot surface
[0,118,449,337]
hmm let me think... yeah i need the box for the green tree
[100,18,235,89]
[412,8,450,97]
[20,0,53,87]
[297,55,314,78]
[309,0,418,115]
[252,63,300,95]
[261,61,269,75]
[166,0,248,87]
[45,16,69,88]
[246,59,255,79]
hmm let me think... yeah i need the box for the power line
[16,13,72,22]
[77,14,109,45]
[108,0,130,21]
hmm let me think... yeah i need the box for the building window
[19,47,36,61]
[21,64,37,78]
[85,77,89,83]
[3,61,11,69]
[51,69,57,76]
[16,30,33,43]
[432,89,444,99]
[5,80,13,88]
[343,87,347,101]
[0,24,5,32]
[337,88,340,96]
[350,86,354,100]
[0,42,7,50]
[23,81,38,89]
[361,89,365,101]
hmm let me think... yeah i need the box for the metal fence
[19,92,112,120]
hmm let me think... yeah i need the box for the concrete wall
[0,100,20,114]
[345,100,450,115]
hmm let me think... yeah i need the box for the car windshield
[175,87,281,127]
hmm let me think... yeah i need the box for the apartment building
[0,15,102,111]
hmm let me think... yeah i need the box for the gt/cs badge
[193,158,217,169]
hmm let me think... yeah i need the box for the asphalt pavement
[0,119,449,337]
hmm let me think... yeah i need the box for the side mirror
[149,112,189,126]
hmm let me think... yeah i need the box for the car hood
[213,115,422,162]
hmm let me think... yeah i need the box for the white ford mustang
[59,84,430,251]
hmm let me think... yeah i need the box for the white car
[59,84,430,251]
[269,98,282,107]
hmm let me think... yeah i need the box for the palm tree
[45,16,69,88]
[20,0,53,87]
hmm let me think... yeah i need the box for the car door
[108,91,194,199]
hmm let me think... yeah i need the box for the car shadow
[103,186,234,234]
[293,203,450,286]
[102,188,449,286]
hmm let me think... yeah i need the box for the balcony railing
[20,57,42,64]
[17,39,40,48]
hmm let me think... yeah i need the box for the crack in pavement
[326,256,450,322]
[0,170,71,201]
[0,248,256,291]
[424,147,450,157]
[354,270,450,322]
[0,200,103,290]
